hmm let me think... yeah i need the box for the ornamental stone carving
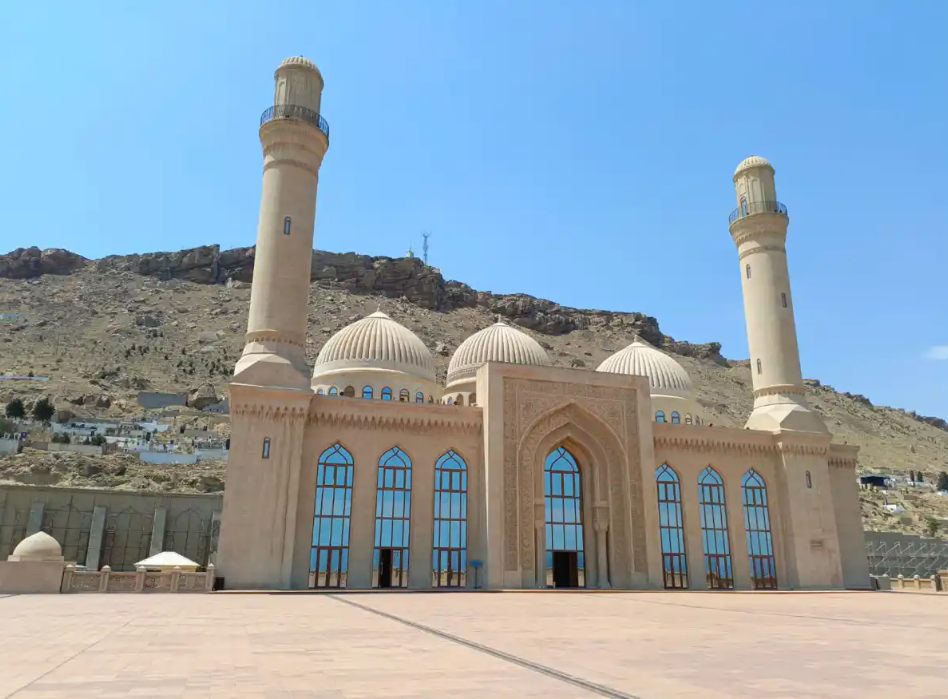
[501,377,643,575]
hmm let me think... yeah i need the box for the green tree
[924,517,941,538]
[936,471,948,492]
[5,398,25,419]
[31,397,55,423]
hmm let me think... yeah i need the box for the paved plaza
[0,590,945,698]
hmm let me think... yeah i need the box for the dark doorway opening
[552,551,579,588]
[378,548,393,588]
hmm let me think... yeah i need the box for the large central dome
[313,311,436,383]
[446,320,552,388]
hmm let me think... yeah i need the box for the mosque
[216,57,869,591]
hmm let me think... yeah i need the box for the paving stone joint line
[327,594,644,699]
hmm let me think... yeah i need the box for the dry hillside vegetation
[1,245,947,535]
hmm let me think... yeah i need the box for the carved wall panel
[501,378,644,574]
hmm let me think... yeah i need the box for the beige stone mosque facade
[216,57,869,592]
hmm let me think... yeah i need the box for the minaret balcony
[728,200,787,225]
[260,104,330,141]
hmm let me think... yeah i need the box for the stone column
[85,505,108,570]
[725,476,751,590]
[208,511,222,566]
[408,445,436,590]
[595,522,611,589]
[534,502,546,588]
[149,507,167,556]
[345,443,378,589]
[26,501,45,536]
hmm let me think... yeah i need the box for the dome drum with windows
[311,311,440,403]
[596,336,705,425]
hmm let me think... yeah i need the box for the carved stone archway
[516,402,633,588]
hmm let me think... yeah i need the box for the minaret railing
[260,104,330,140]
[728,200,787,225]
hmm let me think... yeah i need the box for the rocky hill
[1,244,947,535]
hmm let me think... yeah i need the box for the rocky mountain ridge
[1,244,723,360]
[1,242,947,496]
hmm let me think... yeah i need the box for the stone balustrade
[61,564,216,593]
[886,573,942,593]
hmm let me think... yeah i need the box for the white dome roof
[597,337,694,399]
[734,155,772,176]
[447,320,552,387]
[313,311,436,382]
[10,531,63,561]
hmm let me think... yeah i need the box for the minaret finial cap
[734,155,773,177]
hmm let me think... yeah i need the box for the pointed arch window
[671,411,680,424]
[316,388,324,395]
[261,437,271,459]
[399,388,409,402]
[310,444,353,589]
[746,264,752,279]
[656,411,666,423]
[742,470,777,589]
[756,359,762,374]
[656,464,688,589]
[284,216,292,235]
[373,447,411,588]
[415,391,424,403]
[328,386,338,395]
[545,447,585,588]
[698,466,733,589]
[740,196,748,217]
[381,387,393,401]
[432,450,467,587]
[362,386,373,399]
[685,414,692,425]
[781,292,788,308]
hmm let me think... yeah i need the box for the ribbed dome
[313,312,435,382]
[597,338,694,398]
[447,321,552,386]
[279,56,321,75]
[734,155,772,176]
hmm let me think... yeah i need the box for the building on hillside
[217,57,869,592]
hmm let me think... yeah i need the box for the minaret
[729,156,826,433]
[233,56,329,391]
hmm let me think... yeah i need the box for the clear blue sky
[1,1,946,418]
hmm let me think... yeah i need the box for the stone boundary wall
[137,392,188,410]
[45,442,106,456]
[62,563,216,593]
[0,438,22,456]
[0,484,222,571]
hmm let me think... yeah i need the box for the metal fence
[865,535,948,578]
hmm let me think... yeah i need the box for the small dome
[597,337,694,398]
[313,312,435,382]
[10,531,62,561]
[447,320,552,387]
[278,56,322,77]
[734,155,772,176]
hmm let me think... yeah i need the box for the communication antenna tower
[422,231,431,266]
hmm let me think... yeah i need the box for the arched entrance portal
[544,447,585,588]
